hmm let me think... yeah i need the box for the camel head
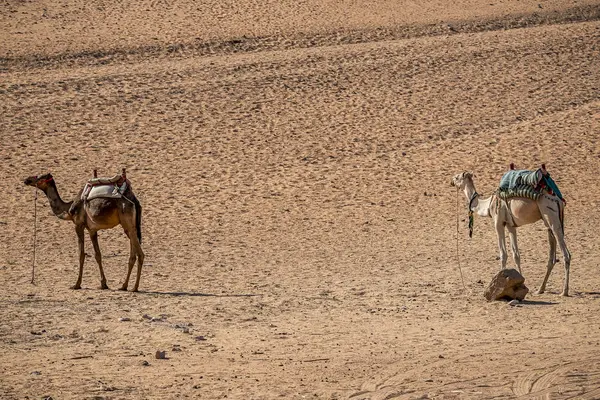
[24,173,54,191]
[451,172,474,189]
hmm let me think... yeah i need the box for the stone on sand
[484,268,529,301]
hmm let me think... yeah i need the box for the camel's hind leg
[121,239,136,291]
[538,228,557,295]
[506,225,521,274]
[120,218,144,291]
[540,202,570,296]
[131,236,144,292]
[90,231,109,290]
[554,227,571,296]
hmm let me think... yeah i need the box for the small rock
[155,350,167,359]
[195,335,207,341]
[141,360,150,366]
[142,314,152,320]
[182,327,190,334]
[31,371,42,375]
[119,317,131,322]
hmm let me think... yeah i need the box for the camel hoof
[131,287,139,292]
[71,284,81,290]
[119,286,128,291]
[560,292,569,297]
[100,284,109,290]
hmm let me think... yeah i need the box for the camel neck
[463,179,492,217]
[462,180,478,206]
[43,180,73,220]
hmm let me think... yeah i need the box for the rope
[31,188,38,284]
[455,187,467,291]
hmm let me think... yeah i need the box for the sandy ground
[1,1,600,399]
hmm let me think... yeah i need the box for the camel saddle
[81,173,129,202]
[498,168,564,202]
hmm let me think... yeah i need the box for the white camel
[451,171,570,296]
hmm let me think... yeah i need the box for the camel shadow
[137,290,260,298]
[519,299,557,306]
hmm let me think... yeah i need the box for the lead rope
[456,187,467,291]
[31,188,38,284]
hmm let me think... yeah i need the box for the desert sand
[1,1,600,399]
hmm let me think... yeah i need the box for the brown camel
[24,172,144,291]
[451,171,570,296]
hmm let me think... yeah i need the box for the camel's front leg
[538,228,557,294]
[495,218,508,269]
[90,231,109,290]
[72,226,85,290]
[506,225,521,274]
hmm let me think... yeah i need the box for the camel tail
[559,199,566,236]
[133,196,142,244]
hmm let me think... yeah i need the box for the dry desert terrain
[1,1,600,399]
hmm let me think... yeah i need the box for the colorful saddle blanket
[81,174,128,201]
[498,169,563,201]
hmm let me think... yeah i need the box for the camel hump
[88,173,125,186]
[499,169,543,190]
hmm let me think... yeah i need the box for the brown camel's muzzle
[24,174,53,187]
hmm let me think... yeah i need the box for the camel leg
[538,228,557,294]
[495,218,508,270]
[131,236,144,292]
[506,225,521,274]
[120,239,136,291]
[89,231,109,290]
[72,226,85,290]
[553,226,571,297]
